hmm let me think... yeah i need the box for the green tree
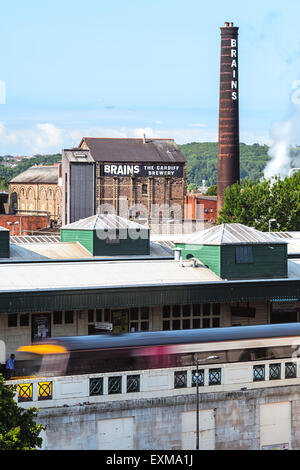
[187,182,197,191]
[0,374,46,450]
[205,185,217,196]
[217,172,300,231]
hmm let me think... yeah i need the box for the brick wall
[97,173,186,219]
[185,194,217,222]
[0,215,48,235]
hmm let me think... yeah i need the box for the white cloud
[0,121,272,155]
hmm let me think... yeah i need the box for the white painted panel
[59,380,85,397]
[142,372,171,391]
[260,402,291,449]
[224,366,251,384]
[98,417,135,450]
[181,410,215,450]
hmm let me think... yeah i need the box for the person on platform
[5,353,15,380]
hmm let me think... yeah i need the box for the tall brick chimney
[217,22,240,213]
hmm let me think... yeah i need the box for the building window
[236,246,253,264]
[129,307,149,332]
[88,310,94,323]
[162,304,221,330]
[8,314,18,327]
[64,311,74,324]
[96,309,102,322]
[53,311,63,325]
[142,184,148,196]
[20,313,29,327]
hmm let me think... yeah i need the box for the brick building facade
[9,164,62,226]
[185,193,217,223]
[62,137,186,225]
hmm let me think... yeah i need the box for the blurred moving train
[14,323,300,378]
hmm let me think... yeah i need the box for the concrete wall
[36,385,300,450]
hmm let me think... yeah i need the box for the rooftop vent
[74,152,89,162]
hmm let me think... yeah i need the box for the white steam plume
[264,83,300,180]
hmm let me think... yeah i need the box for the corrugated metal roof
[175,223,288,245]
[78,138,186,164]
[10,235,60,244]
[10,166,59,184]
[61,214,150,231]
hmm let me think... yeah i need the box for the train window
[8,314,17,327]
[65,311,74,324]
[88,310,94,323]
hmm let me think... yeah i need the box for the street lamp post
[196,356,200,450]
[195,354,219,450]
[7,221,19,236]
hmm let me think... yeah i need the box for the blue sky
[1,0,300,155]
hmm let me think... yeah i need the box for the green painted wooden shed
[175,223,288,280]
[60,214,150,256]
[0,226,10,259]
